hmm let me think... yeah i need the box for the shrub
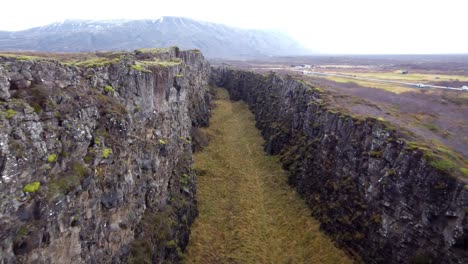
[23,181,40,193]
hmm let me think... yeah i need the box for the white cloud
[0,0,467,54]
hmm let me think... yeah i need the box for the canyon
[0,49,466,263]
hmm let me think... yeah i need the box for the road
[296,70,467,91]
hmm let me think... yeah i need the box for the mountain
[0,17,311,58]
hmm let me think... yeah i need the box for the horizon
[1,0,468,55]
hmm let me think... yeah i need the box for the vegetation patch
[128,207,177,264]
[104,85,115,94]
[47,161,90,200]
[0,53,47,61]
[95,94,127,116]
[23,182,40,193]
[135,47,170,54]
[130,63,151,73]
[102,148,112,159]
[47,154,57,163]
[5,109,16,119]
[460,168,468,177]
[72,57,120,68]
[422,123,440,132]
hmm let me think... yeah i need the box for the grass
[0,53,47,61]
[184,88,352,264]
[322,76,413,94]
[422,123,440,132]
[130,59,182,72]
[72,57,120,68]
[351,72,468,83]
[135,47,171,54]
[314,70,468,94]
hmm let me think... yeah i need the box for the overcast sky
[1,0,467,54]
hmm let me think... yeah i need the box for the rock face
[211,68,468,264]
[0,47,210,263]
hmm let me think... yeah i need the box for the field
[211,55,468,162]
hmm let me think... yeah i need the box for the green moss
[0,53,45,61]
[405,142,430,152]
[95,94,127,116]
[423,123,439,132]
[48,175,80,199]
[167,240,177,248]
[430,158,456,174]
[128,207,177,263]
[17,226,28,237]
[104,85,115,94]
[47,154,57,163]
[102,148,113,159]
[130,63,150,72]
[459,168,468,177]
[72,162,88,178]
[370,150,384,158]
[180,173,189,187]
[23,181,40,193]
[5,109,16,119]
[84,155,93,163]
[32,103,42,113]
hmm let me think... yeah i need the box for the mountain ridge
[0,17,312,59]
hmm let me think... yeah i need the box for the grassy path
[184,89,352,264]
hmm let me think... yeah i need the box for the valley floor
[184,88,352,263]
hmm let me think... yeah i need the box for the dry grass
[184,88,352,264]
[321,76,414,94]
[352,72,468,83]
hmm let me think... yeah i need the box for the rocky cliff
[211,67,468,264]
[0,47,210,263]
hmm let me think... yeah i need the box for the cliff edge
[0,47,210,263]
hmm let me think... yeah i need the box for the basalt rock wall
[0,48,210,263]
[211,67,468,264]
